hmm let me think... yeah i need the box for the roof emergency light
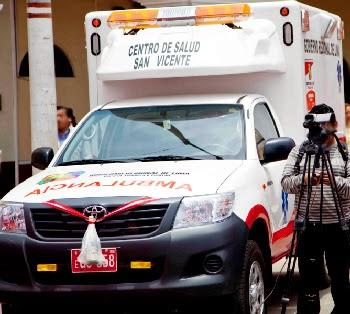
[107,4,252,30]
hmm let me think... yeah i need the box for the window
[19,45,74,77]
[253,103,279,161]
[56,104,246,164]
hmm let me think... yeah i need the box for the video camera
[303,113,335,145]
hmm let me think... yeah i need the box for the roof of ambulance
[102,94,261,110]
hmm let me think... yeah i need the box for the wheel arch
[248,218,272,283]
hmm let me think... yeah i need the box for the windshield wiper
[56,159,135,166]
[152,122,224,160]
[136,155,202,162]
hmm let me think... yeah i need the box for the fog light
[203,255,223,274]
[37,264,57,272]
[130,261,151,269]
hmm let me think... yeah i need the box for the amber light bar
[107,4,252,30]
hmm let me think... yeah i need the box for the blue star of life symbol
[281,191,289,224]
[337,61,342,90]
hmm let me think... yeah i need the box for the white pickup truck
[0,1,345,313]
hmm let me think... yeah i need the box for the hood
[2,160,242,203]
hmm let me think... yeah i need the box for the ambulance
[0,1,345,313]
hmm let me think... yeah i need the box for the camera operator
[281,104,350,314]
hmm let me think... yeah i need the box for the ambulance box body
[86,0,345,144]
[0,1,345,312]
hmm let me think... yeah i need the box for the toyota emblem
[83,205,108,219]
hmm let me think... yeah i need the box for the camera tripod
[280,135,350,314]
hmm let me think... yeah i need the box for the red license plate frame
[71,248,117,273]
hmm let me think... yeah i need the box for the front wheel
[234,240,267,314]
[1,304,26,314]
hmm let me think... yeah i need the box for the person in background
[344,58,350,145]
[345,103,350,146]
[57,106,76,147]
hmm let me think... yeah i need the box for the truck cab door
[252,101,294,233]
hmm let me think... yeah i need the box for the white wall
[0,0,16,162]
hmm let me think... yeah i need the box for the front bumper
[0,202,248,303]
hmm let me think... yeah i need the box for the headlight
[173,192,235,229]
[0,202,26,233]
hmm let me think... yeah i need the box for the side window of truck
[63,111,110,161]
[253,103,279,161]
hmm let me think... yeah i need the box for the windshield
[56,104,246,165]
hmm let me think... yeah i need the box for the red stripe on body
[245,205,295,264]
[271,219,294,263]
[272,219,294,243]
[271,251,289,264]
[245,204,273,257]
[245,204,272,234]
[27,13,52,18]
[27,3,51,8]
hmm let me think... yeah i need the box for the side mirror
[263,137,295,163]
[31,147,54,170]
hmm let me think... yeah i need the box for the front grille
[30,204,168,239]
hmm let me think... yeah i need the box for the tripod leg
[319,154,325,224]
[280,233,299,314]
[281,153,313,314]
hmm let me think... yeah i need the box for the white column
[27,0,58,160]
[10,0,19,185]
[0,3,4,177]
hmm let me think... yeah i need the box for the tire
[233,240,267,314]
[1,304,50,314]
[1,304,25,314]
